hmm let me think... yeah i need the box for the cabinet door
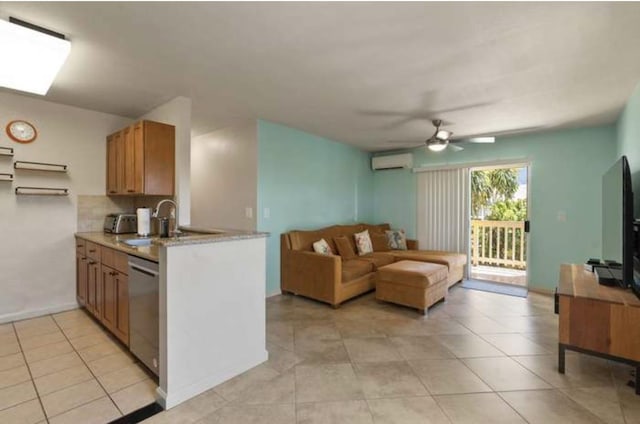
[114,272,129,345]
[87,260,100,317]
[106,134,118,195]
[124,123,144,194]
[115,130,126,194]
[101,265,117,332]
[76,253,88,306]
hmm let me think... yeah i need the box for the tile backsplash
[77,195,134,232]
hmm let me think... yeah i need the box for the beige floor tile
[617,385,640,423]
[408,359,491,395]
[48,396,122,424]
[335,319,387,339]
[55,315,95,330]
[354,361,427,399]
[96,363,150,394]
[40,379,106,417]
[68,332,112,351]
[0,341,21,358]
[367,396,451,424]
[15,323,60,340]
[296,400,373,424]
[435,334,505,358]
[61,323,105,340]
[266,322,294,351]
[78,340,125,362]
[295,338,350,365]
[33,364,93,396]
[463,357,550,391]
[480,333,549,356]
[204,403,295,424]
[23,340,74,364]
[0,323,14,335]
[213,364,280,401]
[28,351,84,378]
[232,369,295,405]
[435,392,526,424]
[0,352,26,372]
[0,365,31,390]
[454,316,516,334]
[110,379,158,415]
[294,321,341,341]
[19,331,66,351]
[86,352,136,376]
[52,309,88,323]
[295,363,364,403]
[0,398,45,424]
[375,319,431,337]
[419,319,472,336]
[389,336,455,360]
[560,386,625,424]
[500,389,602,423]
[512,353,614,388]
[13,316,55,331]
[343,338,402,363]
[0,331,18,345]
[266,342,303,373]
[0,380,37,411]
[149,390,226,423]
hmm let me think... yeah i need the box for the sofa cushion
[371,233,390,252]
[312,238,333,255]
[354,230,374,256]
[392,250,467,269]
[342,259,374,282]
[335,236,357,259]
[359,252,395,269]
[377,260,448,289]
[386,229,408,250]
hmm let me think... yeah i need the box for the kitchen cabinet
[86,259,102,318]
[106,120,175,196]
[76,252,88,306]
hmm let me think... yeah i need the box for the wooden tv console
[558,264,640,394]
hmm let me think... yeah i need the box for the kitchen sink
[123,238,153,247]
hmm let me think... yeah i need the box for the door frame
[466,161,531,287]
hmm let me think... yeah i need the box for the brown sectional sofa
[280,223,467,308]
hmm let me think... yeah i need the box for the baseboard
[266,289,282,298]
[158,350,268,409]
[0,302,79,324]
[527,287,554,296]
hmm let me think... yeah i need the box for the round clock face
[7,120,37,144]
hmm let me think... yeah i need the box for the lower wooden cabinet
[75,237,130,346]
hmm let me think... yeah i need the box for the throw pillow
[354,230,374,256]
[334,236,357,259]
[312,238,333,255]
[371,233,391,252]
[386,229,408,250]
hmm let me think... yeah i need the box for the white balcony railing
[471,220,526,269]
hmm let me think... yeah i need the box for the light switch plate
[264,207,270,219]
[245,207,253,219]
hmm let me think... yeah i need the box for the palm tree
[471,168,519,217]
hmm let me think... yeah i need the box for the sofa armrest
[407,239,419,250]
[283,250,341,303]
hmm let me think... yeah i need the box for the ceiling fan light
[0,19,70,95]
[427,142,447,152]
[436,130,451,140]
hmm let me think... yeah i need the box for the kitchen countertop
[75,226,268,261]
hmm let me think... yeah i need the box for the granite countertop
[75,226,268,261]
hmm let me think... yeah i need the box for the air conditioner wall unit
[371,153,413,170]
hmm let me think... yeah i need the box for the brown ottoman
[376,260,449,315]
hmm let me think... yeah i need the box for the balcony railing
[471,220,526,269]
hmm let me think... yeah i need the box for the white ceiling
[1,2,640,151]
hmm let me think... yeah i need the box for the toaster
[104,213,137,234]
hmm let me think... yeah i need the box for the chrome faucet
[152,199,180,236]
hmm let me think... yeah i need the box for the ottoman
[376,260,449,315]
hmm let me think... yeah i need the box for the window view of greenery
[471,168,527,272]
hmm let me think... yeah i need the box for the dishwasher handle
[129,262,159,277]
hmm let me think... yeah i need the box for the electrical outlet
[264,207,270,219]
[245,207,253,219]
[557,211,567,222]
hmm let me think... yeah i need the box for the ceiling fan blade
[448,144,464,152]
[465,136,495,143]
[385,140,425,148]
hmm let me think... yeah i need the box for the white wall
[0,92,130,323]
[191,120,257,231]
[140,97,192,225]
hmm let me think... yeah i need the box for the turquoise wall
[617,83,640,212]
[257,120,374,294]
[373,125,617,292]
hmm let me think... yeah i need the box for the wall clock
[6,120,38,144]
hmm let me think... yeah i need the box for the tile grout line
[51,310,127,419]
[10,320,51,424]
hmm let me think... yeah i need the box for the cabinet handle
[89,249,96,253]
[109,190,117,194]
[81,258,86,262]
[88,261,96,265]
[127,190,135,193]
[76,245,83,248]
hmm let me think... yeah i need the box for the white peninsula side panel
[158,236,267,408]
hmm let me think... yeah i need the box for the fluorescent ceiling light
[0,19,70,95]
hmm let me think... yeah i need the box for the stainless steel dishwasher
[128,255,160,376]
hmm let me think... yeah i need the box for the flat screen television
[602,155,636,290]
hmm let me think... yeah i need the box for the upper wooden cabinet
[106,120,175,196]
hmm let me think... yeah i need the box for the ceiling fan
[419,119,495,152]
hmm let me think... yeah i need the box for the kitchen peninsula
[75,227,268,409]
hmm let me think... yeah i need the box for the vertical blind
[416,167,470,255]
